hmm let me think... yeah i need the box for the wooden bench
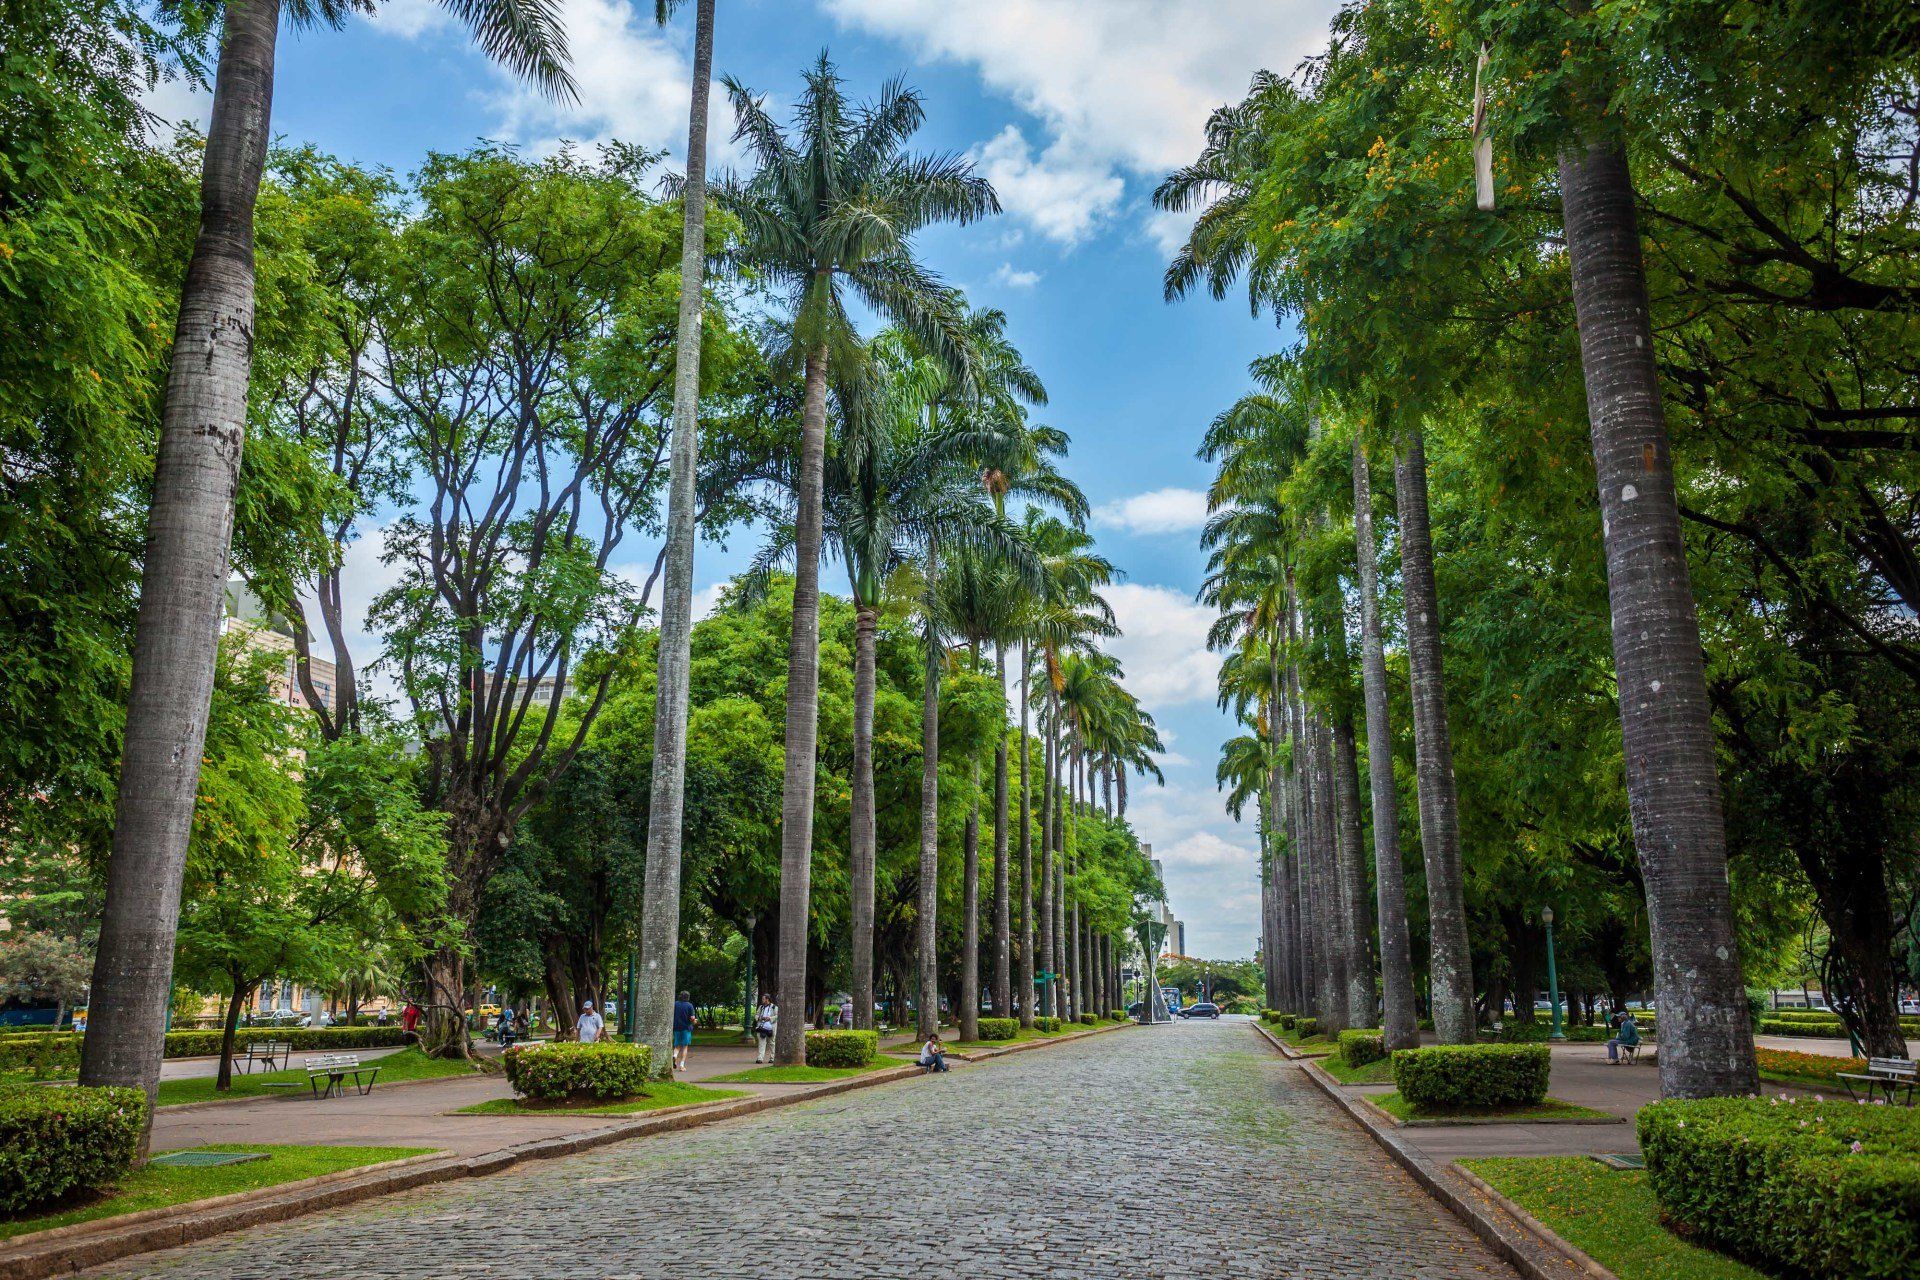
[239,1040,290,1074]
[1838,1057,1916,1106]
[306,1053,380,1099]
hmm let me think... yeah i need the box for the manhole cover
[1590,1153,1644,1170]
[150,1150,270,1169]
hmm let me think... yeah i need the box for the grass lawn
[155,1048,482,1107]
[0,1144,432,1242]
[1317,1054,1394,1085]
[1371,1092,1616,1124]
[455,1080,745,1116]
[1460,1157,1768,1280]
[706,1056,916,1084]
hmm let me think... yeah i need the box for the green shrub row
[804,1029,877,1068]
[0,1026,412,1070]
[1391,1044,1550,1110]
[974,1017,1019,1043]
[0,1086,147,1213]
[1337,1029,1386,1067]
[1260,1009,1284,1023]
[1757,1015,1920,1038]
[1034,1016,1063,1032]
[503,1042,650,1100]
[0,1034,81,1079]
[1640,1097,1920,1279]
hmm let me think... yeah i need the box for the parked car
[1178,1002,1221,1020]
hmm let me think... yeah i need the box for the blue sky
[151,0,1340,958]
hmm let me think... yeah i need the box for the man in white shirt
[577,1000,605,1044]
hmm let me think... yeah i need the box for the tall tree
[719,57,997,1062]
[80,0,571,1131]
[635,0,719,1075]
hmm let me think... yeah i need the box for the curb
[1249,1024,1584,1280]
[1451,1164,1620,1280]
[2,1018,1125,1278]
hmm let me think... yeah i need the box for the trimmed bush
[1077,1012,1097,1026]
[1337,1029,1386,1067]
[0,1085,147,1213]
[804,1029,877,1068]
[1640,1097,1920,1279]
[1294,1016,1320,1039]
[1108,1009,1127,1022]
[1034,1016,1063,1032]
[974,1018,1018,1043]
[0,1033,81,1079]
[2,1026,414,1067]
[1259,1009,1283,1024]
[503,1042,650,1100]
[1277,1013,1298,1030]
[1758,1014,1920,1038]
[1391,1044,1550,1110]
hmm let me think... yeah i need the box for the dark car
[1178,1002,1221,1019]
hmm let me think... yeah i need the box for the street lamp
[1542,906,1565,1041]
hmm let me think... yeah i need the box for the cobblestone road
[89,1019,1511,1279]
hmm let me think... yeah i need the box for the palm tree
[79,0,572,1131]
[719,57,997,1064]
[634,0,718,1075]
[1558,123,1756,1096]
[1350,431,1419,1049]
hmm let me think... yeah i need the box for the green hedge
[1077,1012,1097,1026]
[1294,1016,1320,1039]
[1640,1097,1920,1279]
[1337,1029,1386,1067]
[0,1033,81,1079]
[0,1086,147,1213]
[1,1026,412,1067]
[1757,1015,1920,1038]
[974,1017,1018,1043]
[1391,1044,1550,1110]
[1277,1013,1298,1030]
[1260,1009,1283,1024]
[804,1030,877,1068]
[1034,1016,1063,1032]
[503,1042,650,1100]
[1108,1009,1127,1022]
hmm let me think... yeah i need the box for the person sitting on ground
[918,1035,948,1074]
[1607,1010,1640,1063]
[672,990,696,1072]
[577,1000,605,1044]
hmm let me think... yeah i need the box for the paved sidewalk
[150,1035,938,1158]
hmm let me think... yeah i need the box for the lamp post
[1542,906,1565,1042]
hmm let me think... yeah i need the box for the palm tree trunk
[1038,700,1055,1020]
[849,604,879,1030]
[1310,714,1349,1033]
[772,346,831,1065]
[1394,429,1477,1045]
[1352,439,1419,1050]
[1559,130,1756,1097]
[1332,711,1374,1030]
[634,0,717,1074]
[960,758,981,1043]
[1052,763,1067,1018]
[78,0,281,1143]
[1018,640,1035,1027]
[991,642,1011,1018]
[916,530,942,1041]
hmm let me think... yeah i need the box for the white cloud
[1103,582,1218,707]
[969,125,1124,245]
[1094,487,1210,535]
[824,0,1339,242]
[138,70,211,142]
[991,263,1042,289]
[365,0,453,39]
[1142,206,1200,257]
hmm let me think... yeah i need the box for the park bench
[306,1053,380,1099]
[1618,1038,1655,1064]
[1837,1057,1916,1106]
[239,1040,290,1073]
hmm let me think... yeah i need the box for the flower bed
[1754,1045,1864,1086]
[1639,1096,1920,1279]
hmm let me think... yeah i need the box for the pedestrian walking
[672,991,696,1072]
[401,1001,421,1035]
[577,1000,605,1044]
[754,996,777,1063]
[839,995,853,1028]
